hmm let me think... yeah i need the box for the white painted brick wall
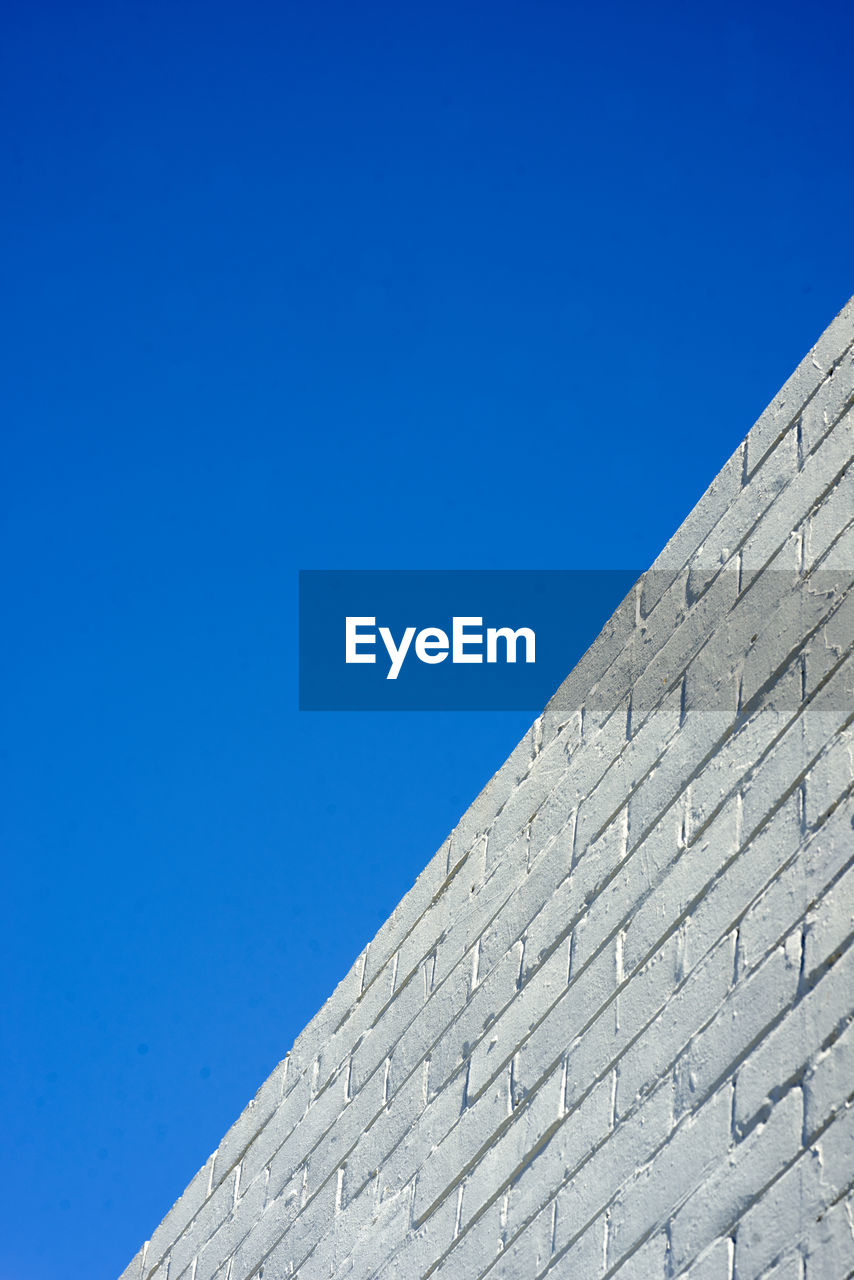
[119,297,854,1280]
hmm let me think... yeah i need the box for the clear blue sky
[1,1,852,1276]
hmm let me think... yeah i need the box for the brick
[625,701,737,858]
[167,1170,237,1280]
[413,1069,511,1223]
[805,727,854,829]
[804,852,854,975]
[386,954,471,1100]
[573,679,682,854]
[804,583,854,695]
[615,934,734,1119]
[815,1099,854,1196]
[266,1064,348,1202]
[801,1191,854,1277]
[427,942,522,1100]
[564,932,683,1116]
[291,1167,377,1280]
[473,1199,558,1280]
[700,432,798,576]
[475,863,553,987]
[244,1173,337,1278]
[527,717,582,857]
[194,1173,268,1280]
[676,938,800,1120]
[696,545,793,698]
[552,1078,674,1253]
[349,967,426,1096]
[310,952,395,1098]
[485,730,580,875]
[804,465,854,569]
[681,1236,733,1280]
[541,585,638,743]
[742,410,854,571]
[605,1086,730,1265]
[622,799,738,978]
[572,811,683,980]
[522,811,627,983]
[804,1015,854,1136]
[504,1072,614,1232]
[546,693,634,833]
[302,1055,386,1202]
[312,1179,415,1280]
[238,1062,312,1192]
[738,794,851,975]
[288,945,369,1085]
[143,1155,214,1274]
[734,1103,854,1279]
[748,1251,802,1280]
[601,575,706,734]
[510,941,617,1100]
[212,1057,287,1190]
[608,1227,667,1279]
[117,1247,146,1280]
[456,1059,564,1232]
[585,676,635,758]
[735,942,854,1132]
[361,843,449,990]
[466,938,571,1100]
[633,573,740,730]
[340,1067,425,1206]
[430,833,528,992]
[681,799,799,979]
[738,563,847,714]
[371,1190,457,1280]
[800,346,854,455]
[669,1087,803,1271]
[641,444,744,610]
[546,1211,608,1278]
[356,1068,466,1209]
[429,1197,508,1280]
[745,308,854,477]
[443,731,538,879]
[740,654,854,845]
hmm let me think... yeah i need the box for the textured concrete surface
[120,297,854,1280]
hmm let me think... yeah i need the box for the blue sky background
[1,1,853,1275]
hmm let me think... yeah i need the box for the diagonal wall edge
[119,296,854,1280]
